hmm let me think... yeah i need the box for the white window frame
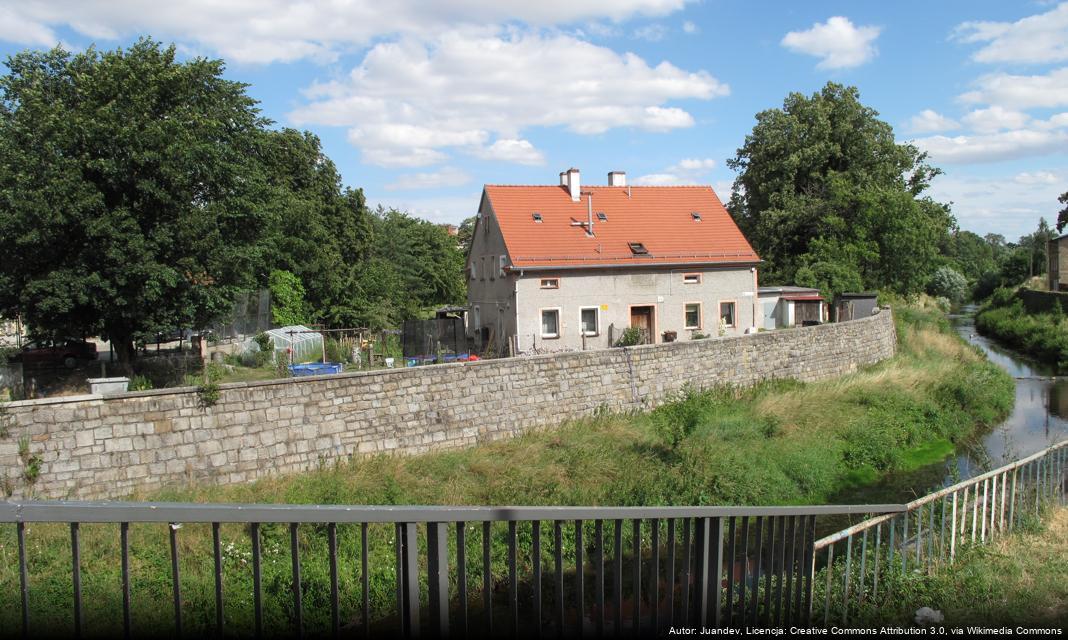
[719,300,737,328]
[540,307,562,339]
[684,302,703,330]
[540,278,560,289]
[499,255,507,278]
[683,273,702,285]
[579,307,600,337]
[469,262,477,280]
[473,305,480,329]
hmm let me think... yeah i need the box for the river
[829,304,1068,506]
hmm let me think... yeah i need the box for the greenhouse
[260,325,324,363]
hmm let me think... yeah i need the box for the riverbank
[975,288,1068,372]
[0,303,1015,634]
[850,507,1068,626]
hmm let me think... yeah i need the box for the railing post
[428,522,450,638]
[400,523,421,637]
[692,517,709,627]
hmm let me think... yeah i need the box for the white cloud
[0,0,691,64]
[928,170,1066,239]
[635,157,717,185]
[961,106,1031,133]
[291,31,728,167]
[682,21,698,34]
[913,128,1068,164]
[372,193,482,224]
[953,2,1068,65]
[633,24,667,41]
[1013,171,1060,185]
[473,139,546,166]
[960,67,1068,110]
[385,167,471,191]
[906,109,961,134]
[781,16,881,70]
[0,6,58,46]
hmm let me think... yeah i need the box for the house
[757,286,826,329]
[1049,235,1068,291]
[466,168,762,353]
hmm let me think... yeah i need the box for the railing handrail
[814,437,1068,549]
[0,501,906,524]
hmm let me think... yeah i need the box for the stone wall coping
[5,310,891,410]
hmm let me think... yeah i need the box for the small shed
[758,286,825,329]
[834,293,879,322]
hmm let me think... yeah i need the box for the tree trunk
[108,328,136,375]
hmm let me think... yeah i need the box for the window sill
[540,334,560,340]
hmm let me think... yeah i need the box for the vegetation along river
[830,304,1068,507]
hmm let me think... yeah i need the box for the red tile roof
[484,184,760,269]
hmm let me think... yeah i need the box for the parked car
[11,337,97,368]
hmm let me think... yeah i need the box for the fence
[401,317,471,361]
[812,438,1067,627]
[0,440,1064,637]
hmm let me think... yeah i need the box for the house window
[541,309,560,338]
[596,212,607,222]
[684,303,702,330]
[628,242,648,255]
[691,211,702,222]
[532,212,543,222]
[480,256,486,280]
[683,273,701,285]
[720,301,736,328]
[469,263,477,280]
[499,255,507,277]
[580,308,599,336]
[540,278,559,289]
[473,305,481,329]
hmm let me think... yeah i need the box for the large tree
[726,83,954,297]
[0,39,269,365]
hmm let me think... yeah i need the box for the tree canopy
[0,39,270,364]
[0,39,466,364]
[727,83,954,299]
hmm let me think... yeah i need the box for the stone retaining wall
[0,309,897,500]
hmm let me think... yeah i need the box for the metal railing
[0,439,1065,637]
[812,439,1067,626]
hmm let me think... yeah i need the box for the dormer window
[691,211,702,222]
[532,212,543,223]
[628,242,648,255]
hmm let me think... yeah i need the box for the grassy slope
[0,304,1016,634]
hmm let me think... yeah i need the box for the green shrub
[614,326,646,347]
[128,375,153,391]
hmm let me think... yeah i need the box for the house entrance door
[629,306,655,344]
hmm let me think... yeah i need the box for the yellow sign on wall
[600,304,609,311]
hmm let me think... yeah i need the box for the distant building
[833,293,879,322]
[1049,235,1068,291]
[466,168,762,353]
[758,287,825,329]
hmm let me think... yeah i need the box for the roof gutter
[508,259,763,272]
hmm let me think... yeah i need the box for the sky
[1,1,1066,241]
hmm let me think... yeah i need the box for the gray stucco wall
[514,266,757,352]
[0,309,896,500]
[466,194,518,350]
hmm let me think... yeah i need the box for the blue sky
[2,1,1066,241]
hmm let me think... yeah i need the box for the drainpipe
[751,267,759,332]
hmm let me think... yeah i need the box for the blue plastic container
[288,363,343,377]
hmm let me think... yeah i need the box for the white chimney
[560,171,568,186]
[608,171,626,187]
[566,168,580,202]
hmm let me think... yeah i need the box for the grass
[0,303,1016,634]
[839,506,1068,626]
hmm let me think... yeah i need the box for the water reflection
[829,306,1068,507]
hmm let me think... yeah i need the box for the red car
[12,337,97,368]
